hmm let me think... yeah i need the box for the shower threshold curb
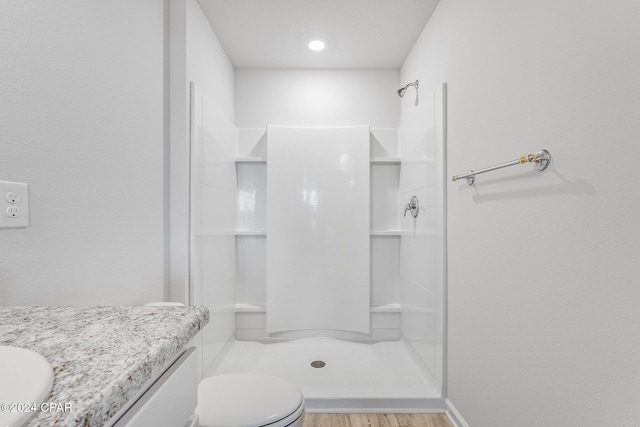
[304,397,445,413]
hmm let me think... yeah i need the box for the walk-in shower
[189,80,447,413]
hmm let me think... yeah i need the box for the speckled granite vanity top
[0,306,209,426]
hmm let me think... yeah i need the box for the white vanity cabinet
[110,347,199,427]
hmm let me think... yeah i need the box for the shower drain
[310,360,326,368]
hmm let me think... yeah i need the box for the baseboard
[305,397,445,414]
[445,399,469,427]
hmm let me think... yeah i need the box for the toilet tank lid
[196,373,303,427]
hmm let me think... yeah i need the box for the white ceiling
[197,0,440,69]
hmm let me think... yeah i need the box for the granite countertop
[0,306,209,427]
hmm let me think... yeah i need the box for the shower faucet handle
[403,196,419,218]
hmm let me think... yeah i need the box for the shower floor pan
[205,338,443,413]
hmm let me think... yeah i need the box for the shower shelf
[234,304,265,312]
[235,157,266,163]
[370,157,401,164]
[234,303,401,313]
[236,157,401,164]
[233,131,405,335]
[237,230,400,236]
[370,303,401,313]
[235,230,266,236]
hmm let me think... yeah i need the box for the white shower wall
[190,83,236,375]
[266,126,371,334]
[234,70,405,341]
[180,0,236,376]
[399,85,446,388]
[235,70,400,128]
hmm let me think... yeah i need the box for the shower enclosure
[189,79,447,412]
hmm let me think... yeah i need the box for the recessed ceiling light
[308,39,325,51]
[306,36,328,52]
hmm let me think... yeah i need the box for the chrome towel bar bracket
[452,149,551,185]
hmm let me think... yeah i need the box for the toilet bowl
[196,373,305,427]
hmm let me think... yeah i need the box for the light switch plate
[0,181,29,228]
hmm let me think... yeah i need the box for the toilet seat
[196,373,305,427]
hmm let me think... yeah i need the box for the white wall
[0,0,166,305]
[402,0,640,425]
[235,69,399,128]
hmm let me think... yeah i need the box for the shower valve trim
[404,196,419,218]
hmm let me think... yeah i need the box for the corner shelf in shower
[236,157,401,164]
[234,230,267,236]
[370,157,401,164]
[235,230,401,236]
[235,157,266,163]
[233,141,404,333]
[370,303,401,313]
[234,303,401,313]
[234,303,265,312]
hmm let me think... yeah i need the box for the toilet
[196,373,305,427]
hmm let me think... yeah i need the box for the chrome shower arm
[397,80,419,97]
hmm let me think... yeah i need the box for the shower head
[397,80,419,97]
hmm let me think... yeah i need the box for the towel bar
[452,149,551,185]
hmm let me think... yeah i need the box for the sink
[0,346,54,427]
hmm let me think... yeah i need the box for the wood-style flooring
[303,413,452,427]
